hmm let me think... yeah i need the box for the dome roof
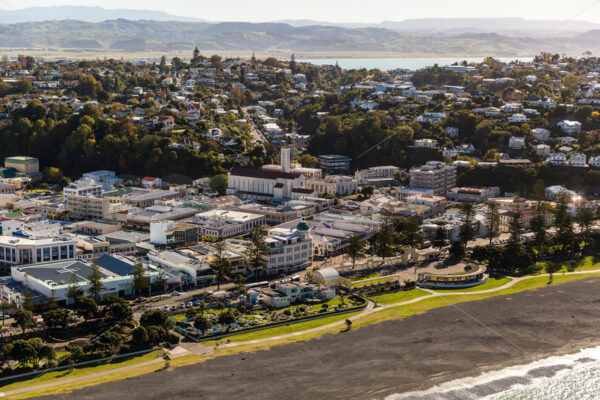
[296,221,309,231]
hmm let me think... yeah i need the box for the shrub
[165,332,180,345]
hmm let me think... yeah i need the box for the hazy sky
[4,0,600,23]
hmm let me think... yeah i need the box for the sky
[2,0,600,23]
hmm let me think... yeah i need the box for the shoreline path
[3,269,599,398]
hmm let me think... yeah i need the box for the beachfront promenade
[4,268,600,399]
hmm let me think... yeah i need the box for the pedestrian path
[5,269,600,399]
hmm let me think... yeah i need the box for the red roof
[142,177,158,182]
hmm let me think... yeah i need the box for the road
[241,107,268,145]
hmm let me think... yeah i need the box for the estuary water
[385,344,600,400]
[304,57,533,71]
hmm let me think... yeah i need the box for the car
[171,291,181,296]
[179,303,185,309]
[135,297,146,303]
[163,305,170,312]
[0,315,10,320]
[170,305,178,311]
[186,302,193,308]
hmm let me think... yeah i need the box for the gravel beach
[38,277,600,400]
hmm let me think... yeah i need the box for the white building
[501,103,522,113]
[141,177,162,188]
[558,120,582,134]
[445,127,459,138]
[534,144,551,156]
[0,236,76,267]
[532,128,551,142]
[569,153,588,167]
[414,139,438,148]
[589,155,600,168]
[10,256,158,304]
[191,209,266,239]
[546,153,568,166]
[305,175,358,196]
[81,170,123,191]
[355,165,399,185]
[507,113,527,123]
[416,112,445,124]
[264,222,312,276]
[545,185,577,201]
[509,136,526,149]
[63,179,102,201]
[228,148,308,200]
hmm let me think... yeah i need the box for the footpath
[4,268,600,399]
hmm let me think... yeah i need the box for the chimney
[281,147,291,172]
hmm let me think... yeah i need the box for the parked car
[171,291,181,296]
[163,305,170,312]
[186,302,193,308]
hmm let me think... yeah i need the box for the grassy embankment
[9,271,600,399]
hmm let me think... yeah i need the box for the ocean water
[386,345,600,400]
[304,57,533,71]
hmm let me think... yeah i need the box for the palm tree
[245,226,268,280]
[345,234,366,270]
[210,240,232,290]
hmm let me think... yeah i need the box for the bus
[243,281,269,289]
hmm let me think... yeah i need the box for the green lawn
[204,311,362,343]
[535,255,600,275]
[0,350,163,392]
[352,277,392,287]
[353,273,600,328]
[431,276,512,293]
[349,273,382,281]
[368,289,430,305]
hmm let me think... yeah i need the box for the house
[501,103,522,113]
[589,155,600,168]
[509,136,526,149]
[152,116,175,129]
[507,113,527,123]
[527,97,555,109]
[456,143,476,154]
[534,144,551,156]
[558,120,582,134]
[569,153,588,167]
[414,139,438,148]
[141,177,162,188]
[545,185,577,201]
[525,75,537,83]
[531,128,551,142]
[558,136,578,145]
[546,153,568,166]
[445,127,459,138]
[416,112,445,124]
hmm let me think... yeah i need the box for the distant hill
[274,17,600,38]
[0,19,596,55]
[0,6,206,24]
[379,18,600,37]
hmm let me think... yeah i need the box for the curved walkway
[4,268,600,399]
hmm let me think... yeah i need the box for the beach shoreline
[38,277,600,400]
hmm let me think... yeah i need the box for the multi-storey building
[305,175,358,196]
[0,236,76,272]
[66,194,114,221]
[409,161,457,196]
[264,223,312,276]
[190,209,266,239]
[63,179,103,201]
